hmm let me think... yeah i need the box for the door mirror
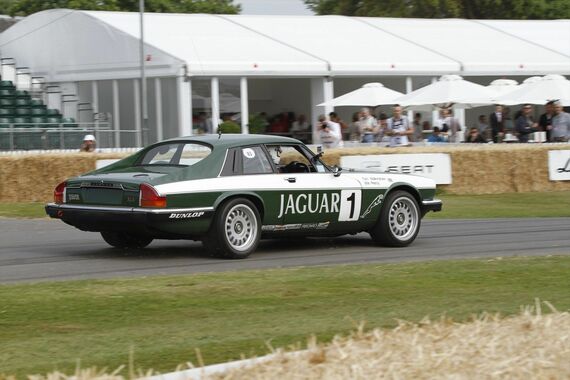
[332,165,342,177]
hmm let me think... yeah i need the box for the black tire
[204,198,261,259]
[369,190,421,247]
[101,231,153,249]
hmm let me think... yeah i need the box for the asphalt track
[1,217,569,284]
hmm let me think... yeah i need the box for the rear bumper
[45,203,214,236]
[421,199,443,213]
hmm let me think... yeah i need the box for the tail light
[140,183,166,208]
[54,181,67,204]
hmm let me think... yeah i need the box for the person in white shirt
[435,107,462,143]
[385,105,413,147]
[358,107,379,143]
[550,101,570,142]
[317,114,342,148]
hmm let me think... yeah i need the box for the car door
[226,145,287,227]
[280,172,362,228]
[265,144,364,233]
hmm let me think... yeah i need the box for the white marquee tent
[0,9,568,145]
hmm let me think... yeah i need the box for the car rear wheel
[204,198,261,259]
[370,190,420,247]
[101,231,153,249]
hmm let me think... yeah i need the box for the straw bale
[211,305,570,379]
[322,144,570,194]
[0,153,128,203]
[19,306,570,380]
[1,145,569,202]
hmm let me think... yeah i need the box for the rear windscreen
[138,143,211,167]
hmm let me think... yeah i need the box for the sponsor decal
[360,194,384,219]
[243,148,256,159]
[558,158,570,173]
[168,211,205,219]
[262,221,330,232]
[276,191,362,222]
[277,193,341,218]
[341,154,452,184]
[548,150,570,181]
[360,176,388,186]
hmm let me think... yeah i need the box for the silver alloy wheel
[224,203,257,252]
[388,196,419,241]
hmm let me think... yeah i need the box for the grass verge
[428,190,570,219]
[0,202,46,218]
[2,191,570,219]
[1,255,570,377]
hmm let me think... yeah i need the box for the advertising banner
[548,150,570,181]
[341,153,452,184]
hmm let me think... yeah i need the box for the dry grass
[213,302,570,380]
[7,304,570,380]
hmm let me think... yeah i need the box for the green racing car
[46,134,442,259]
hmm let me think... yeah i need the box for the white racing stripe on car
[155,173,434,196]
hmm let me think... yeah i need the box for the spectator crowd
[189,100,569,150]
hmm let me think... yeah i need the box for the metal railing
[0,122,143,151]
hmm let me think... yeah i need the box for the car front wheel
[204,198,261,259]
[370,190,420,247]
[101,231,153,249]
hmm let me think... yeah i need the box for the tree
[304,0,570,19]
[2,0,240,17]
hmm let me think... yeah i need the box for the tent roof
[0,9,568,81]
[361,17,570,74]
[480,20,570,57]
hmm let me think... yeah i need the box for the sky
[237,0,315,15]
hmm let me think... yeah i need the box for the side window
[266,144,322,173]
[242,146,273,175]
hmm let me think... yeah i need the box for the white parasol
[494,75,570,106]
[318,82,404,107]
[395,75,495,109]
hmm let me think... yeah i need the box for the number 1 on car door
[338,190,362,221]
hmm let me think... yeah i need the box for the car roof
[162,133,303,149]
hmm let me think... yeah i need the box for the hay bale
[324,144,570,195]
[0,153,129,203]
[1,145,569,202]
[214,306,570,379]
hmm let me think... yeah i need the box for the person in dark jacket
[489,105,504,143]
[465,127,486,143]
[538,101,555,141]
[515,104,538,143]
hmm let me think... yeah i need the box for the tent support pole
[240,77,249,134]
[324,77,334,115]
[431,77,438,127]
[155,77,163,142]
[406,76,413,126]
[454,107,465,142]
[91,81,99,142]
[177,75,192,136]
[187,78,193,135]
[211,77,220,130]
[112,79,121,148]
[134,79,142,147]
